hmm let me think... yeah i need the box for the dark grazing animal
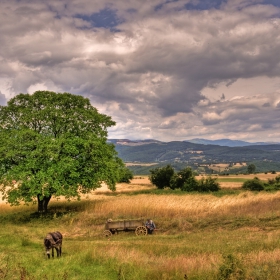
[44,231,63,258]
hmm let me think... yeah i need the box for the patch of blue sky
[155,0,280,12]
[155,0,225,11]
[155,0,178,11]
[263,0,280,7]
[76,8,124,30]
[184,0,225,10]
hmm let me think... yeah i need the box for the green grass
[2,193,280,279]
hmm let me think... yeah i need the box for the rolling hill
[109,139,280,174]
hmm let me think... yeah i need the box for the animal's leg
[55,247,59,257]
[52,247,54,258]
[46,251,50,259]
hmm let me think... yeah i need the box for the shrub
[181,177,199,192]
[265,175,280,191]
[241,177,264,191]
[118,167,134,183]
[196,176,221,192]
[217,254,246,280]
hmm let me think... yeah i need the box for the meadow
[1,173,280,279]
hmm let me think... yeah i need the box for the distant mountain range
[108,138,280,174]
[185,138,280,147]
[109,138,280,148]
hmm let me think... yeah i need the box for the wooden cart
[103,219,147,237]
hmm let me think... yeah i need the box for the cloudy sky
[1,0,280,142]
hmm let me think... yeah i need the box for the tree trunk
[37,195,52,213]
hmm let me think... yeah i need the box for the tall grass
[85,192,280,221]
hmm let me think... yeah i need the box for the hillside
[186,138,280,147]
[109,139,280,174]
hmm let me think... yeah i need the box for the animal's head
[44,238,52,257]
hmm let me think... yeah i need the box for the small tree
[0,91,123,212]
[149,165,174,189]
[247,164,256,174]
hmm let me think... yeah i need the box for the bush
[265,175,280,191]
[181,177,199,192]
[217,254,246,280]
[241,177,264,191]
[196,176,221,192]
[118,167,134,183]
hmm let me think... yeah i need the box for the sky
[1,0,280,143]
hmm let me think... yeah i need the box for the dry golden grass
[89,191,280,221]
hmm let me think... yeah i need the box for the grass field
[1,173,280,279]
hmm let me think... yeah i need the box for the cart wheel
[135,226,148,236]
[103,230,112,238]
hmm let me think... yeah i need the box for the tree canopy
[0,91,123,212]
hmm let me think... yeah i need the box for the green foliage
[0,91,123,212]
[170,167,197,191]
[241,177,264,191]
[265,175,280,191]
[118,166,134,183]
[149,164,175,189]
[247,164,256,174]
[217,254,246,280]
[150,165,220,192]
[196,176,221,192]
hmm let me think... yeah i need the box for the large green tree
[0,91,123,212]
